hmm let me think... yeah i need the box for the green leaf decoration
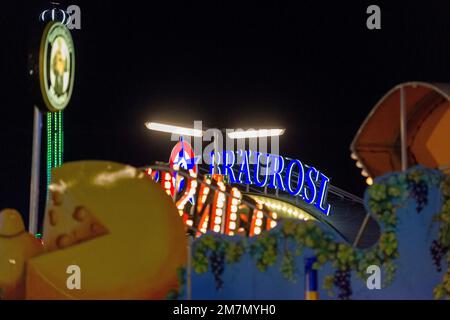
[187,166,449,300]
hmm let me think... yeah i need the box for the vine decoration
[432,174,450,299]
[187,166,449,300]
[192,222,358,299]
[166,267,187,300]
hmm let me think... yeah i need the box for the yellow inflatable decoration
[0,209,43,299]
[24,161,187,299]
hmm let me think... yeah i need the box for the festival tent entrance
[351,82,450,178]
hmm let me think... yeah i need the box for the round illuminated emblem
[39,22,75,112]
[169,138,199,197]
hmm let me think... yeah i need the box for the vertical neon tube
[54,112,57,167]
[56,111,62,167]
[46,112,52,198]
[56,112,59,167]
[60,111,64,164]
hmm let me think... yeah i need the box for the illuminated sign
[146,142,321,237]
[169,138,199,198]
[209,150,332,215]
[39,22,75,112]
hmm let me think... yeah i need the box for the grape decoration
[333,269,352,299]
[407,178,428,212]
[210,250,225,290]
[430,240,448,272]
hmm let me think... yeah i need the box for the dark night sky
[1,0,450,221]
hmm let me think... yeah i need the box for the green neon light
[46,111,64,198]
[60,111,64,164]
[54,111,64,167]
[57,112,59,166]
[54,112,57,168]
[58,112,61,166]
[46,112,52,198]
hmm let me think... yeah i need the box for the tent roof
[351,82,450,177]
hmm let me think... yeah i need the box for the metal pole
[185,186,197,300]
[172,173,179,202]
[186,233,193,300]
[352,212,370,248]
[213,131,219,175]
[400,86,407,171]
[29,106,42,234]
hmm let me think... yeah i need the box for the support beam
[400,86,408,171]
[29,106,42,234]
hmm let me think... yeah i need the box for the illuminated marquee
[145,143,328,238]
[210,150,332,215]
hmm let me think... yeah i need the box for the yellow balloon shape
[26,161,187,299]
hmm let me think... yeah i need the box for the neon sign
[168,137,198,198]
[145,142,320,237]
[209,150,332,215]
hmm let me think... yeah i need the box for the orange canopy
[351,82,450,178]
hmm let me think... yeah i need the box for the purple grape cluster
[210,251,225,290]
[407,179,428,212]
[430,240,448,272]
[333,269,352,299]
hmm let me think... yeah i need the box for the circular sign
[169,140,198,172]
[39,22,75,112]
[169,139,198,196]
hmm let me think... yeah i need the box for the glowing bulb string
[46,111,64,198]
[145,164,288,221]
[60,111,64,164]
[46,112,52,199]
[142,165,292,236]
[53,112,57,167]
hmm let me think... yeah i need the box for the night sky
[1,0,449,222]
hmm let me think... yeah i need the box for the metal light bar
[145,122,204,137]
[227,129,285,139]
